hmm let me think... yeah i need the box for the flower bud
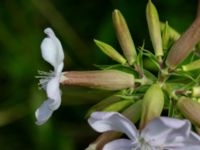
[85,92,122,117]
[160,22,180,41]
[177,97,200,127]
[160,21,180,52]
[146,0,163,57]
[61,70,134,90]
[112,9,137,65]
[103,100,132,112]
[140,83,164,129]
[122,100,142,123]
[161,22,170,51]
[182,59,200,72]
[94,39,127,64]
[166,17,200,69]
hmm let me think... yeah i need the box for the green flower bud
[123,100,142,123]
[160,22,181,53]
[103,100,132,112]
[177,97,200,127]
[161,21,170,51]
[182,59,200,71]
[94,39,127,64]
[61,70,134,91]
[146,0,163,57]
[166,17,200,69]
[140,83,164,129]
[85,92,122,117]
[112,9,137,65]
[160,22,180,41]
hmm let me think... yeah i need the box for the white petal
[46,77,61,110]
[41,28,64,72]
[41,37,57,68]
[88,112,138,141]
[166,141,200,150]
[181,146,200,150]
[165,145,200,150]
[103,139,137,150]
[141,117,192,148]
[56,62,64,76]
[35,99,54,125]
[189,132,200,144]
[173,132,200,149]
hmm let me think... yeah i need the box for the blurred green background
[0,0,197,149]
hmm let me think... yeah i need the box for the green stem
[168,98,174,117]
[135,76,153,85]
[134,64,144,77]
[158,67,170,84]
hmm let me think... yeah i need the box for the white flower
[35,28,64,125]
[88,112,200,150]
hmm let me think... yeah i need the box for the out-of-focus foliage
[0,0,197,149]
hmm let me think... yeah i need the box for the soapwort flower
[88,112,200,150]
[35,28,64,125]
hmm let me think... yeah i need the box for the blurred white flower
[35,28,64,125]
[88,112,200,150]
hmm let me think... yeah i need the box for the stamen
[38,70,54,75]
[35,70,55,89]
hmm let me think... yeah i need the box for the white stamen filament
[36,70,55,89]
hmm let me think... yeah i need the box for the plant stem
[134,64,144,77]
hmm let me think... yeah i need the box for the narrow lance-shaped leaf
[166,16,200,69]
[146,0,163,57]
[94,39,127,65]
[112,9,137,65]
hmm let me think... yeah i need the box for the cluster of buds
[35,0,200,149]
